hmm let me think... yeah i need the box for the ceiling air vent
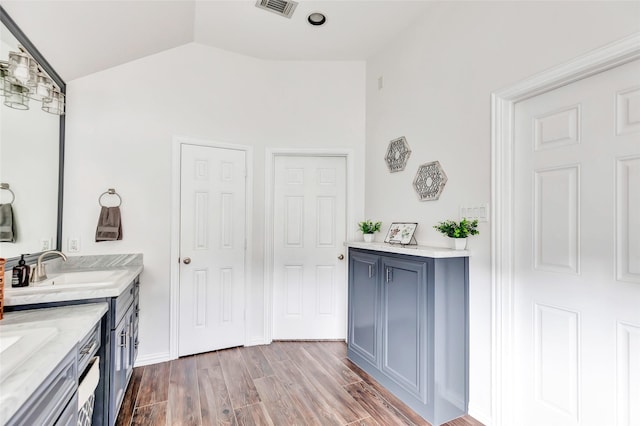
[255,0,298,19]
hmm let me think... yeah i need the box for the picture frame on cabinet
[384,222,418,245]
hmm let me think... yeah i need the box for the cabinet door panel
[111,313,128,420]
[348,251,380,365]
[381,257,426,401]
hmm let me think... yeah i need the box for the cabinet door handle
[386,267,392,283]
[368,264,376,278]
[119,330,127,348]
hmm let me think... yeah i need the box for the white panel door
[513,59,640,425]
[273,155,347,339]
[179,144,246,356]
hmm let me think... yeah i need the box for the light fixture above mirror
[0,46,65,114]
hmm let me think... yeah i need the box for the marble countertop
[345,241,470,258]
[0,303,108,424]
[3,263,143,307]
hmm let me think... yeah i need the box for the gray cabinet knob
[338,254,344,260]
[183,257,191,264]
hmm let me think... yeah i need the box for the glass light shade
[42,88,65,115]
[8,51,38,86]
[30,73,53,101]
[0,61,8,96]
[3,81,30,110]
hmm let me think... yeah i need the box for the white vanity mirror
[0,7,65,265]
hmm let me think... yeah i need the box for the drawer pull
[80,340,98,355]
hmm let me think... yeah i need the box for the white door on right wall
[513,59,640,426]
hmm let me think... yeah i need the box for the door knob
[183,257,191,264]
[338,254,344,260]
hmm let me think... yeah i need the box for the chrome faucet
[32,250,68,283]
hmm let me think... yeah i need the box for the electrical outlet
[68,237,80,253]
[40,238,51,251]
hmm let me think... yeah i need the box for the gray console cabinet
[347,248,469,426]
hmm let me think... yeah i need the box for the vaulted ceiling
[1,0,433,82]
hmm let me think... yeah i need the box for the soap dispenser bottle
[11,254,30,287]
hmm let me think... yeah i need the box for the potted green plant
[358,220,382,243]
[433,218,479,250]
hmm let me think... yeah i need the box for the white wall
[63,42,366,362]
[365,1,640,423]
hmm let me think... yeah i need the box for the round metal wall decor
[413,161,448,201]
[385,136,411,172]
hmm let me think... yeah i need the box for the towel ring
[0,183,15,204]
[98,188,122,207]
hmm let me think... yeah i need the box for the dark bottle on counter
[11,254,30,287]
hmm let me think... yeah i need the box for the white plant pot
[452,238,467,250]
[363,233,375,243]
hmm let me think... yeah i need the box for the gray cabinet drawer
[78,322,100,375]
[111,281,135,328]
[8,350,77,426]
[55,391,78,426]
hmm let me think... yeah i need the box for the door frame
[490,33,640,426]
[169,135,254,360]
[264,148,355,344]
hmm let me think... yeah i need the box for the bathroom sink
[33,269,128,288]
[6,269,128,292]
[0,327,58,376]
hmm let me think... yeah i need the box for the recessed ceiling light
[307,12,326,26]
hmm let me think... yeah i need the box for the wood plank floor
[116,341,484,426]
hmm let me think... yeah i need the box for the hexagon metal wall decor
[413,161,448,201]
[385,136,411,172]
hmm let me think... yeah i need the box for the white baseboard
[246,336,269,346]
[135,351,172,367]
[468,402,492,426]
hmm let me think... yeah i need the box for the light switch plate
[460,203,489,222]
